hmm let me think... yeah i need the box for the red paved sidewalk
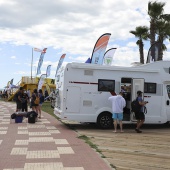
[0,101,112,170]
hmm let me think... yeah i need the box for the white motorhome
[54,61,170,128]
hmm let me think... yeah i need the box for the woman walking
[31,89,39,114]
[38,89,44,118]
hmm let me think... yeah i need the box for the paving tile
[18,130,29,134]
[27,125,45,128]
[0,140,2,144]
[57,147,74,154]
[41,121,50,123]
[29,137,54,142]
[15,140,29,145]
[63,168,84,170]
[35,122,44,124]
[46,126,57,129]
[0,127,8,130]
[49,130,60,134]
[28,132,51,136]
[11,148,28,155]
[3,168,24,170]
[1,119,10,122]
[54,139,69,145]
[0,122,10,124]
[18,127,28,130]
[26,150,60,159]
[24,162,63,170]
[0,131,7,134]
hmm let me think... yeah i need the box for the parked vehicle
[54,61,170,128]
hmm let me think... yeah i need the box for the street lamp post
[31,48,33,80]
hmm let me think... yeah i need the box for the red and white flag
[34,48,43,52]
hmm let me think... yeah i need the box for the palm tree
[130,26,149,64]
[148,1,165,46]
[156,20,170,60]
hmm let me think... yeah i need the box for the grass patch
[78,135,102,154]
[41,101,59,120]
[110,164,117,169]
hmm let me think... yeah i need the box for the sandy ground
[64,122,170,170]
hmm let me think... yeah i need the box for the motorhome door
[131,78,144,121]
[164,84,170,121]
[65,86,81,113]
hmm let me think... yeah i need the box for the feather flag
[7,81,11,87]
[36,48,47,75]
[103,48,117,65]
[38,74,46,90]
[90,33,111,64]
[10,78,14,85]
[85,58,91,63]
[55,54,66,77]
[146,41,161,63]
[46,65,51,77]
[34,48,43,52]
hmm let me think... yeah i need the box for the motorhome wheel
[97,112,112,129]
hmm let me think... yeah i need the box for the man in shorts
[135,91,148,133]
[108,92,126,132]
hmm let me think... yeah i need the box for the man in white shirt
[108,92,126,132]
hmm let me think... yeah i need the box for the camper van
[54,61,170,128]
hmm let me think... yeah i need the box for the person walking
[31,89,39,114]
[37,89,45,118]
[135,91,148,133]
[21,90,29,112]
[15,87,24,112]
[108,92,126,132]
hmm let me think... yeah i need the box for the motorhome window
[56,75,60,82]
[144,83,156,93]
[166,85,170,99]
[98,79,115,92]
[121,78,131,84]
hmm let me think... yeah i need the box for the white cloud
[0,0,153,55]
[11,55,16,59]
[0,0,170,89]
[127,42,137,47]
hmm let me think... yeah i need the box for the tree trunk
[150,20,156,59]
[158,38,163,61]
[139,40,144,64]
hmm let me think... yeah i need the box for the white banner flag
[36,48,47,75]
[103,48,117,65]
[46,65,51,77]
[38,74,46,90]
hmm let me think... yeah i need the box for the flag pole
[31,48,33,80]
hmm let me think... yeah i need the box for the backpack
[40,95,45,103]
[34,96,40,105]
[131,98,141,113]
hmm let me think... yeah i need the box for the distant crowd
[14,87,56,119]
[0,90,9,99]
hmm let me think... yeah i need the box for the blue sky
[0,0,170,89]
